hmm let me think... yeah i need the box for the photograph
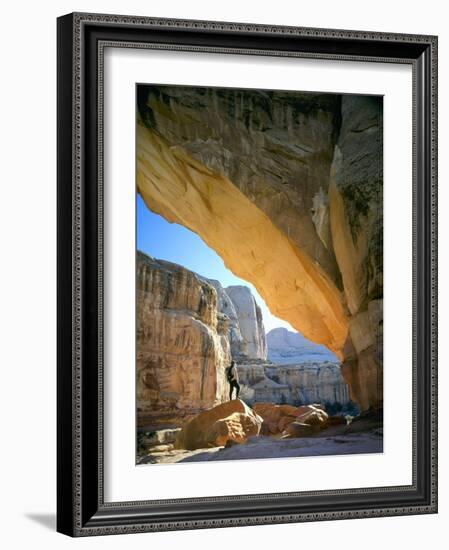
[0,1,442,544]
[135,84,384,465]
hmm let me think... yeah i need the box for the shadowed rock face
[137,86,383,412]
[200,279,244,358]
[236,361,350,408]
[265,364,350,407]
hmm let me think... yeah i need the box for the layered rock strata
[253,403,329,437]
[137,252,269,426]
[137,86,383,411]
[200,279,245,358]
[136,251,230,426]
[236,362,350,408]
[200,279,267,360]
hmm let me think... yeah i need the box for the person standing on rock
[226,360,240,400]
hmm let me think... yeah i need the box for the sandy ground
[138,428,383,465]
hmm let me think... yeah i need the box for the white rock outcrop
[225,285,267,360]
[267,327,337,364]
[200,278,245,358]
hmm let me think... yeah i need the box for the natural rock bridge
[137,86,383,413]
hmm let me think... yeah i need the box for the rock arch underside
[137,86,383,413]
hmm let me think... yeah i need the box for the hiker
[225,360,240,400]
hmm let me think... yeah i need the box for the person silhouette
[225,360,240,400]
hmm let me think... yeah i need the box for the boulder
[267,422,279,435]
[278,415,298,432]
[253,402,278,419]
[205,411,262,447]
[295,406,329,429]
[253,402,301,422]
[282,422,314,438]
[254,402,328,435]
[174,399,262,450]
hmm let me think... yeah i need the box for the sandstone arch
[137,87,383,412]
[137,122,348,356]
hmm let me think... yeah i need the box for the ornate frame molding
[57,12,438,536]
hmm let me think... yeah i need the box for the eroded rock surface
[253,402,328,436]
[226,286,267,360]
[174,399,262,450]
[137,251,230,426]
[137,86,383,411]
[236,361,350,409]
[205,411,262,448]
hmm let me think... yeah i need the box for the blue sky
[137,194,294,333]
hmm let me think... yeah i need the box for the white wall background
[0,0,446,547]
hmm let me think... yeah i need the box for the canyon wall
[265,364,350,408]
[137,251,230,426]
[236,362,350,409]
[137,86,383,412]
[137,252,268,426]
[329,97,383,411]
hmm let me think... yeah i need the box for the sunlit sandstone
[137,122,349,356]
[137,89,383,411]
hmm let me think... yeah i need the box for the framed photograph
[57,12,438,536]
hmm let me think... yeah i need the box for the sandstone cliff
[200,278,244,358]
[236,361,350,409]
[137,86,383,411]
[200,279,267,360]
[137,251,230,426]
[265,363,350,408]
[225,286,267,360]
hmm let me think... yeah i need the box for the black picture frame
[57,12,438,537]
